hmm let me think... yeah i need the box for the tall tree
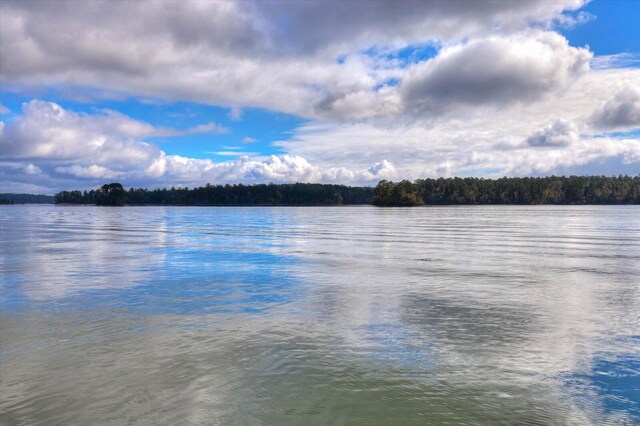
[95,183,125,206]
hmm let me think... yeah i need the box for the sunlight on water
[1,205,639,425]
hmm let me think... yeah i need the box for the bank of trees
[0,193,54,204]
[374,176,640,205]
[54,183,375,205]
[53,176,640,207]
[373,180,424,206]
[54,183,126,206]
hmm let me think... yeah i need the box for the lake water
[0,205,638,425]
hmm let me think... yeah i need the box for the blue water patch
[2,247,302,317]
[563,352,640,421]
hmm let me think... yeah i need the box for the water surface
[1,205,639,425]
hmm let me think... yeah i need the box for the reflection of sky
[563,353,640,422]
[0,205,301,315]
[1,205,639,423]
[60,249,298,316]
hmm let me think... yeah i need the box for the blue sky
[0,90,304,162]
[560,0,640,55]
[0,0,638,193]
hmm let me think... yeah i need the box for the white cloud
[0,100,394,192]
[171,122,228,136]
[277,67,640,179]
[55,164,124,180]
[589,86,640,132]
[0,0,587,119]
[0,100,225,162]
[0,104,9,114]
[208,151,259,157]
[527,119,579,148]
[401,31,592,113]
[138,154,396,187]
[0,0,638,190]
[316,85,403,120]
[24,163,42,174]
[591,53,640,70]
[228,107,243,121]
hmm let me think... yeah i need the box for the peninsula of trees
[50,176,640,207]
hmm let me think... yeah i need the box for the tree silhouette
[52,176,639,206]
[95,183,125,206]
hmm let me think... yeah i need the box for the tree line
[0,193,54,204]
[52,176,640,207]
[373,176,640,206]
[54,182,374,206]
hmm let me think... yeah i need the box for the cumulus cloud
[277,68,640,179]
[98,153,394,188]
[527,119,579,148]
[258,0,587,54]
[0,104,9,114]
[589,86,640,131]
[0,100,225,162]
[197,155,395,184]
[315,86,403,120]
[0,100,395,192]
[401,31,592,113]
[0,0,588,119]
[55,164,124,180]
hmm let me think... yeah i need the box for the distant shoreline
[4,175,639,207]
[22,203,640,207]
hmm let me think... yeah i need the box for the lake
[1,205,638,425]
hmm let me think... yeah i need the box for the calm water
[0,205,639,425]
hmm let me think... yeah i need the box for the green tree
[373,180,424,206]
[95,183,125,206]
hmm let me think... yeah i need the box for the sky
[0,0,639,194]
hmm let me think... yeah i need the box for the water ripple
[1,205,639,425]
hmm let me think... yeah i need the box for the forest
[51,176,640,206]
[373,176,640,206]
[0,193,54,204]
[54,183,374,206]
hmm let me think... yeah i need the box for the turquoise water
[1,205,639,425]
